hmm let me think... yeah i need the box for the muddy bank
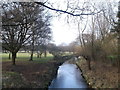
[47,60,66,87]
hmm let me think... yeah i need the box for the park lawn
[1,52,53,62]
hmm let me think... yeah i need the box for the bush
[107,55,118,66]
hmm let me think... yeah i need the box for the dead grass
[76,59,119,88]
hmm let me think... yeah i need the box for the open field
[1,52,53,62]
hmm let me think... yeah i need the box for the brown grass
[76,59,119,88]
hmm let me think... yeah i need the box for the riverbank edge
[75,59,119,88]
[75,62,93,88]
[75,63,92,88]
[46,60,66,88]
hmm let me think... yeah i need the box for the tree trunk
[40,53,42,58]
[29,31,35,61]
[9,53,11,59]
[37,52,40,58]
[29,43,34,61]
[91,38,95,61]
[118,33,120,67]
[91,32,94,60]
[29,51,33,61]
[44,50,47,57]
[87,59,91,70]
[85,55,91,70]
[12,52,16,65]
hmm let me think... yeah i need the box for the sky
[1,0,119,46]
[47,0,119,46]
[50,16,78,46]
[47,0,82,46]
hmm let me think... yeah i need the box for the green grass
[1,52,53,62]
[62,52,73,56]
[107,55,118,60]
[2,71,29,88]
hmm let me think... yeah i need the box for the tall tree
[28,5,45,61]
[2,2,42,65]
[29,14,52,60]
[111,1,120,66]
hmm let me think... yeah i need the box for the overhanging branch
[35,2,102,16]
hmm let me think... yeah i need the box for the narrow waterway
[49,62,88,89]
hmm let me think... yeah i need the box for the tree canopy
[2,2,52,65]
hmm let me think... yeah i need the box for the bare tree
[2,2,42,65]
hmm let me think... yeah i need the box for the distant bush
[107,55,118,66]
[75,34,118,66]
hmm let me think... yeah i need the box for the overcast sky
[48,0,78,46]
[47,0,119,46]
[48,0,84,45]
[1,0,119,45]
[50,15,78,46]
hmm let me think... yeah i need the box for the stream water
[49,62,88,89]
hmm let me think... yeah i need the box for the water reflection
[49,63,88,89]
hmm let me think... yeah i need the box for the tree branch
[35,2,102,16]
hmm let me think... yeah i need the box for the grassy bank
[2,60,65,88]
[2,53,66,88]
[76,58,119,88]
